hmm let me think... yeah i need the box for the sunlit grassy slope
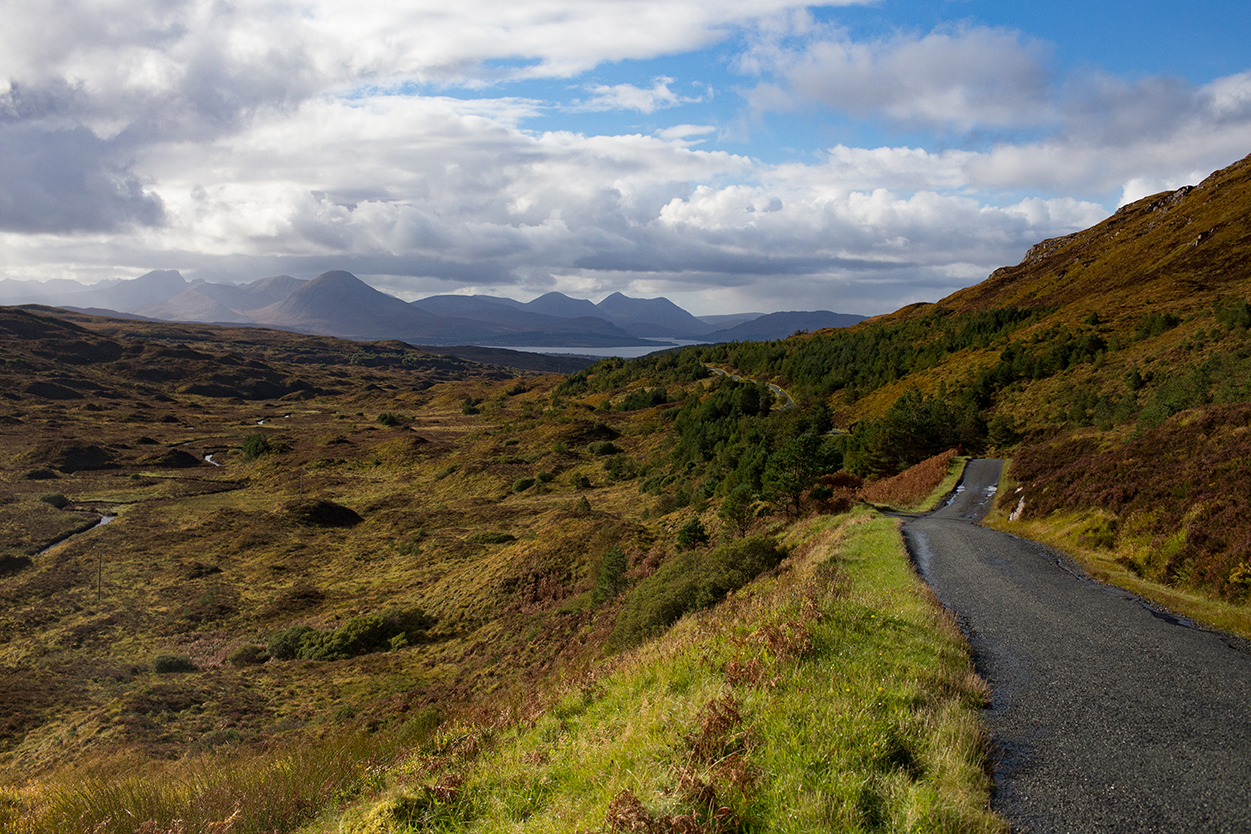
[314,510,1004,834]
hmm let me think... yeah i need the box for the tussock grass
[2,714,441,834]
[319,509,1004,833]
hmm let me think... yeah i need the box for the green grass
[315,509,1003,833]
[913,456,968,513]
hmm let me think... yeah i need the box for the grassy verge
[986,471,1251,640]
[908,455,968,514]
[315,509,1003,834]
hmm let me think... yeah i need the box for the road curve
[903,459,1251,833]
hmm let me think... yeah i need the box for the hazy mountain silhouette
[705,310,867,341]
[595,291,715,338]
[0,269,863,347]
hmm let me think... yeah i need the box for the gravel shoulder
[904,459,1251,833]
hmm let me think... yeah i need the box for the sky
[1,0,1248,316]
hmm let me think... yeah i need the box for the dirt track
[903,459,1251,833]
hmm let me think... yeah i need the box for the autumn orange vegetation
[858,449,958,509]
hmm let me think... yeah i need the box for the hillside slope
[939,152,1251,319]
[559,151,1251,629]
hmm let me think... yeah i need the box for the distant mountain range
[0,270,865,348]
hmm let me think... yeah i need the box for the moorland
[1,151,1249,832]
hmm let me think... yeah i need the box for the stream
[38,512,116,555]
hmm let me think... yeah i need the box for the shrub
[1134,311,1182,341]
[587,440,620,456]
[241,433,273,460]
[376,412,408,427]
[593,545,628,604]
[1216,298,1251,332]
[676,519,710,550]
[151,654,196,674]
[611,535,787,647]
[617,387,669,411]
[461,397,481,415]
[227,644,269,666]
[513,477,536,493]
[605,454,636,481]
[267,625,316,660]
[295,608,436,662]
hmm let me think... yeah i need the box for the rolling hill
[704,310,867,341]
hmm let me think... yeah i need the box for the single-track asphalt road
[902,459,1251,833]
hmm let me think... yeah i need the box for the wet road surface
[902,459,1251,833]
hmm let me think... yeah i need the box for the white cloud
[1,1,1248,318]
[744,23,1055,131]
[575,77,702,114]
[1206,71,1251,118]
[654,124,718,143]
[739,22,1251,205]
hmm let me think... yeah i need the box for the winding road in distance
[902,460,1251,833]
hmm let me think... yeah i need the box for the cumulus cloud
[0,1,1247,316]
[0,81,164,233]
[744,23,1055,131]
[0,124,165,233]
[94,85,1104,314]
